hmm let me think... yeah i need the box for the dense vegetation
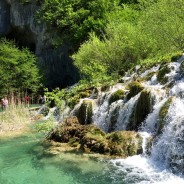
[73,0,184,83]
[0,39,41,97]
[37,0,119,49]
[2,0,184,104]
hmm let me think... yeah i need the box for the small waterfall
[84,103,89,124]
[142,98,167,134]
[92,92,110,131]
[140,132,151,155]
[92,84,124,132]
[114,93,140,131]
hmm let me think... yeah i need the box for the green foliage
[138,0,184,53]
[34,119,56,133]
[37,0,118,48]
[0,38,41,96]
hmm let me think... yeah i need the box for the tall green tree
[0,39,41,96]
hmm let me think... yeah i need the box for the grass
[0,103,40,133]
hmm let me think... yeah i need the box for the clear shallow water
[0,134,184,184]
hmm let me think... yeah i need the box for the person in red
[25,95,30,107]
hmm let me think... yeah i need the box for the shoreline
[0,122,34,138]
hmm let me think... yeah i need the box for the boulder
[47,117,143,158]
[127,89,154,130]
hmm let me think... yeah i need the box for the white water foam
[110,155,184,184]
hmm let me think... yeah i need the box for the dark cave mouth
[6,26,36,53]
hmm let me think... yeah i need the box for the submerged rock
[47,117,142,157]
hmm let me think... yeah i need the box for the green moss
[126,81,144,100]
[109,89,125,104]
[128,89,153,130]
[158,97,174,135]
[79,90,92,98]
[157,64,171,84]
[118,68,125,77]
[47,120,142,157]
[77,100,93,125]
[107,131,142,156]
[108,105,120,132]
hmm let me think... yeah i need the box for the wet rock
[76,100,93,125]
[109,89,125,104]
[157,97,174,135]
[157,63,171,84]
[126,81,144,100]
[127,89,154,130]
[47,117,143,158]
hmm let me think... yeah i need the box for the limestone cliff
[0,0,79,88]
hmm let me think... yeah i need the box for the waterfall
[114,93,140,131]
[150,98,184,172]
[84,103,89,124]
[90,57,184,182]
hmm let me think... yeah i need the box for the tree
[0,39,41,96]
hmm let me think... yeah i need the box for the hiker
[42,95,46,104]
[25,95,30,107]
[2,97,8,110]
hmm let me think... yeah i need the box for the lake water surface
[0,133,183,184]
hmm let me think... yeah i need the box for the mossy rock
[145,136,153,155]
[109,89,125,104]
[157,64,171,84]
[126,81,144,100]
[157,97,174,135]
[77,100,93,125]
[171,52,182,62]
[118,68,125,76]
[47,120,142,158]
[127,89,154,131]
[101,85,110,92]
[79,90,92,98]
[107,131,142,156]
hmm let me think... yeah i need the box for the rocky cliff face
[0,0,79,88]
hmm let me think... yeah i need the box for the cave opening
[6,26,37,53]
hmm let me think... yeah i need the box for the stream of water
[0,133,184,184]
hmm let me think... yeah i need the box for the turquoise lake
[0,133,184,184]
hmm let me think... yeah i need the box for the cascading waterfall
[90,56,184,183]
